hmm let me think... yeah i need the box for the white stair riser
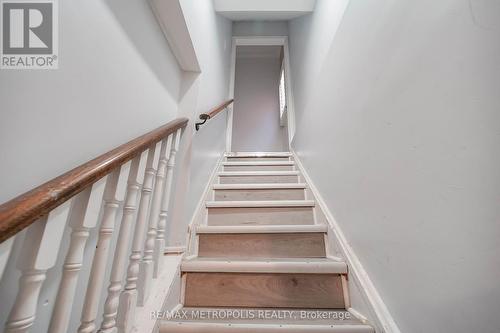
[207,207,313,226]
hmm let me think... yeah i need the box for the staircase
[160,152,374,333]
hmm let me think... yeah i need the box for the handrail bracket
[195,114,211,131]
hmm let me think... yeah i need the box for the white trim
[218,171,299,176]
[171,303,183,313]
[291,151,401,333]
[348,307,371,325]
[185,153,226,254]
[225,151,292,157]
[160,322,374,333]
[234,36,287,46]
[283,37,296,144]
[206,200,314,208]
[196,224,327,234]
[213,183,307,190]
[225,36,296,152]
[226,39,237,152]
[181,259,347,274]
[164,246,187,254]
[148,0,200,72]
[279,60,287,127]
[222,161,295,166]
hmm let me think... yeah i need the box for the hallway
[232,46,289,152]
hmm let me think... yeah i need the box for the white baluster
[49,177,107,333]
[78,168,122,333]
[0,236,15,280]
[5,202,71,333]
[137,138,169,304]
[117,147,156,332]
[98,157,142,333]
[153,129,182,277]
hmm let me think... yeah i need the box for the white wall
[0,0,182,204]
[232,21,288,36]
[289,0,500,332]
[288,0,349,126]
[0,0,183,330]
[214,0,315,21]
[166,0,232,248]
[232,48,287,152]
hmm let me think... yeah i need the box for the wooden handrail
[0,117,188,243]
[195,99,234,131]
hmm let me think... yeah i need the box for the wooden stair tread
[219,171,299,176]
[185,256,343,262]
[213,183,307,189]
[223,161,295,166]
[161,321,373,333]
[226,152,292,157]
[206,200,315,208]
[161,307,370,327]
[181,257,347,274]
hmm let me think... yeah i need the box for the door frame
[226,36,296,152]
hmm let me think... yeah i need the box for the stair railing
[195,99,234,131]
[0,117,188,333]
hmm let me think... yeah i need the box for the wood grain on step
[214,189,305,201]
[207,207,313,226]
[220,175,298,184]
[184,272,345,309]
[198,233,325,258]
[224,165,294,171]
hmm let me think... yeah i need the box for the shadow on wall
[103,0,181,102]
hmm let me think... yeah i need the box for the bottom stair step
[160,307,374,333]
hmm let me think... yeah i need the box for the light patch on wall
[468,0,500,31]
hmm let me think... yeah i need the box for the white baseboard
[164,246,186,254]
[291,150,401,333]
[185,152,225,255]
